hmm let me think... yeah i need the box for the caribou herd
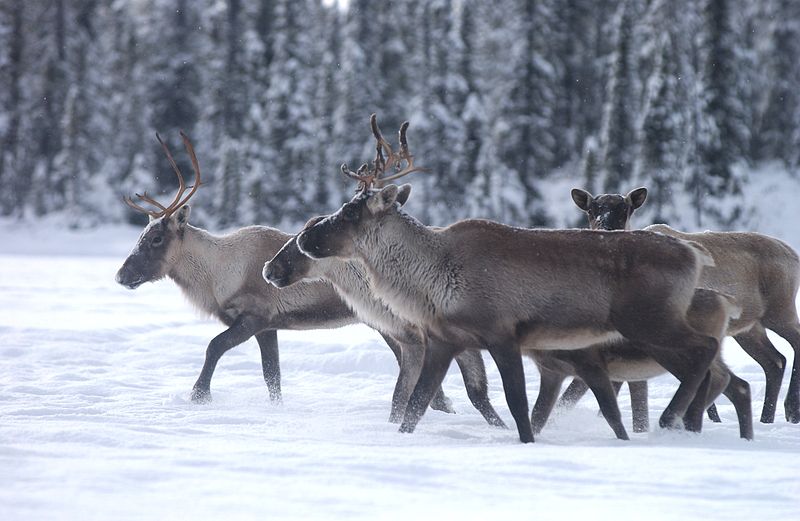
[116,116,800,443]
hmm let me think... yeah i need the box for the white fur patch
[520,329,624,351]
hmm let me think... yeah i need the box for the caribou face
[263,216,327,288]
[297,185,410,261]
[571,187,647,231]
[116,208,189,289]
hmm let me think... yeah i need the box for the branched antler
[341,114,425,193]
[123,131,203,219]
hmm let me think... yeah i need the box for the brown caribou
[114,131,479,418]
[571,187,800,424]
[293,115,723,443]
[264,216,505,427]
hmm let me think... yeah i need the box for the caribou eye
[151,235,164,246]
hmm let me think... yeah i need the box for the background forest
[0,0,798,231]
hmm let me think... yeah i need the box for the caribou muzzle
[262,261,291,288]
[115,265,146,289]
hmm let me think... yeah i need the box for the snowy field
[1,221,799,521]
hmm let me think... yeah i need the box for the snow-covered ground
[1,220,799,521]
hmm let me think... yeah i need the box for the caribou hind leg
[557,378,590,410]
[191,314,264,403]
[488,346,534,443]
[453,350,507,428]
[531,366,567,435]
[734,324,786,423]
[682,370,713,432]
[722,372,754,440]
[625,328,719,431]
[577,364,630,440]
[766,322,800,423]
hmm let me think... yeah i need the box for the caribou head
[116,132,202,289]
[571,187,647,231]
[297,115,418,260]
[263,215,328,288]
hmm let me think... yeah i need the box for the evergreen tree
[754,0,800,167]
[690,0,747,227]
[599,0,639,192]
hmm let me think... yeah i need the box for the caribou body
[571,187,800,424]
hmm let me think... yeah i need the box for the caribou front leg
[255,329,281,403]
[399,340,459,434]
[191,314,263,403]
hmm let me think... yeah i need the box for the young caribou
[571,187,800,424]
[293,115,723,443]
[115,131,483,417]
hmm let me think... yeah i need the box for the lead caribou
[571,187,800,425]
[115,131,497,420]
[294,115,725,443]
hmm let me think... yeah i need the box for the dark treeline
[0,0,797,230]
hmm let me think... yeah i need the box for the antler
[123,131,203,219]
[341,114,425,192]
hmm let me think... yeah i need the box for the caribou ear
[396,184,412,206]
[571,188,593,211]
[367,184,399,213]
[175,205,191,227]
[626,187,648,210]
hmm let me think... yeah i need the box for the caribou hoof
[191,388,212,404]
[786,407,800,424]
[430,394,456,414]
[658,412,682,431]
[398,422,416,434]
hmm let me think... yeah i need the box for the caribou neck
[167,225,220,312]
[357,211,454,325]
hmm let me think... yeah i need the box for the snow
[1,221,799,521]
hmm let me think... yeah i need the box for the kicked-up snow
[0,222,798,520]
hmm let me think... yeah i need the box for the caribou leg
[683,370,713,432]
[734,324,786,423]
[381,334,454,421]
[767,322,800,423]
[191,314,263,403]
[628,381,650,433]
[454,349,507,428]
[255,329,281,403]
[489,346,534,443]
[399,341,460,434]
[558,378,590,409]
[624,328,719,431]
[722,372,754,440]
[706,403,722,422]
[531,365,567,435]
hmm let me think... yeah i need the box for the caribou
[264,216,505,427]
[115,131,489,418]
[293,115,724,443]
[571,187,800,425]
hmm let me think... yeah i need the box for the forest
[0,0,797,230]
